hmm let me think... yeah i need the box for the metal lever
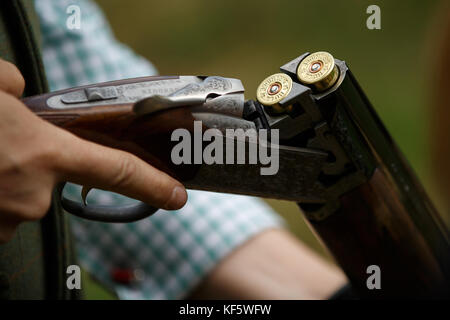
[133,76,244,116]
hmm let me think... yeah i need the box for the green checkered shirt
[35,0,283,299]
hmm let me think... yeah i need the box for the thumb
[53,131,187,210]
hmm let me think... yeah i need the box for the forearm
[189,229,347,300]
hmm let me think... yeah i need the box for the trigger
[81,186,93,205]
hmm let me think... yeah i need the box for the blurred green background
[86,0,447,299]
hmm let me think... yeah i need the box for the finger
[0,59,25,98]
[53,133,187,210]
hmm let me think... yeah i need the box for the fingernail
[166,186,187,210]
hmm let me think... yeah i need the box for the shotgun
[23,51,450,298]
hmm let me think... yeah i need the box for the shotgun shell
[297,51,339,92]
[256,73,293,113]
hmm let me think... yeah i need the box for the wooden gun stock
[22,76,199,180]
[309,168,449,298]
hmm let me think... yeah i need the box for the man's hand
[0,59,187,243]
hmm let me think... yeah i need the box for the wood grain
[309,168,449,298]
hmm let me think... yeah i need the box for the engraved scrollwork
[172,76,232,97]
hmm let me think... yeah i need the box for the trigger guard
[61,196,158,222]
[59,185,158,222]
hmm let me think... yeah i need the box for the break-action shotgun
[23,51,450,298]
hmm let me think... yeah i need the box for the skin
[0,58,187,243]
[189,229,347,300]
